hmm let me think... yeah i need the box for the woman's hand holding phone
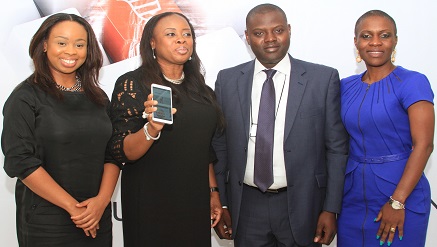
[143,93,177,134]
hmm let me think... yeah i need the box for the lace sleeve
[108,72,149,164]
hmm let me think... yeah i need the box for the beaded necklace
[163,72,184,85]
[56,76,82,92]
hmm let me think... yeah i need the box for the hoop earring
[391,49,396,63]
[356,50,362,63]
[152,48,156,59]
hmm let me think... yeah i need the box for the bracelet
[143,122,161,141]
[210,187,220,193]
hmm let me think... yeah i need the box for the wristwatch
[210,187,220,193]
[388,196,405,210]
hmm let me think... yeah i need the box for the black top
[2,78,117,246]
[108,68,217,247]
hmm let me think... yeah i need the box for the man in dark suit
[212,3,349,247]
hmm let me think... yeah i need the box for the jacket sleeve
[211,71,229,206]
[323,68,349,214]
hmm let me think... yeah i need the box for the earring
[356,50,362,63]
[391,49,396,63]
[188,56,192,61]
[152,48,156,59]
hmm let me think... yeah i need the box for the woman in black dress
[2,13,120,246]
[108,12,224,246]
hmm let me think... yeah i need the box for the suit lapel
[237,61,255,141]
[284,57,307,141]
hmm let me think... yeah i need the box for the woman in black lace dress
[108,12,224,246]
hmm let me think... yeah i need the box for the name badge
[250,124,257,137]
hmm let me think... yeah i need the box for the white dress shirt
[244,55,291,189]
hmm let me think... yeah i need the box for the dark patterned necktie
[254,69,276,192]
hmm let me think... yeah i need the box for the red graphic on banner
[101,0,181,62]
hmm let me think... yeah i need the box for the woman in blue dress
[337,10,433,247]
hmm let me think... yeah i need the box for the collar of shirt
[254,54,291,79]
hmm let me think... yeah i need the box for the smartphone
[151,84,173,124]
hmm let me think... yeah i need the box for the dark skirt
[17,199,112,247]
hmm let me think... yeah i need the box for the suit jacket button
[238,181,242,186]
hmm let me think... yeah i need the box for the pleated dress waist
[349,150,411,164]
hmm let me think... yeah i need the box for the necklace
[56,76,82,92]
[163,72,185,84]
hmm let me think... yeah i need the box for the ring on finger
[390,227,396,233]
[142,111,149,119]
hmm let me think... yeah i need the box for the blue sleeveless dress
[337,66,432,247]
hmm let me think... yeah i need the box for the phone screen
[152,85,173,124]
